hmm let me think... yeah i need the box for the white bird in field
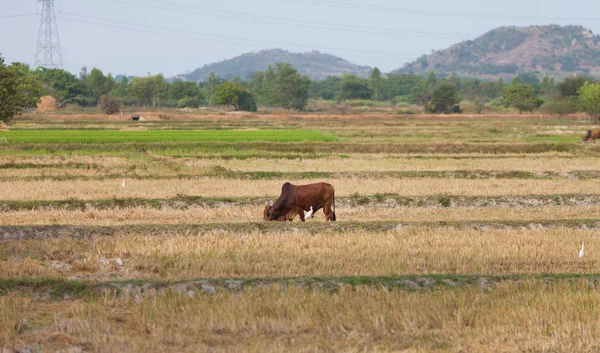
[579,241,585,258]
[305,206,314,219]
[122,179,125,188]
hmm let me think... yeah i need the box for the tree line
[3,53,600,123]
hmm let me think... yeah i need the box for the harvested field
[1,227,598,279]
[2,281,600,352]
[2,177,600,200]
[3,112,600,352]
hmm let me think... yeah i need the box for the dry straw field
[2,112,600,352]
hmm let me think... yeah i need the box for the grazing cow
[583,129,600,142]
[263,205,301,222]
[264,182,336,222]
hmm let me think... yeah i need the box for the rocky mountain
[180,49,372,82]
[394,25,600,80]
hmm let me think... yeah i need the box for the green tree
[34,67,86,107]
[480,78,505,100]
[0,57,43,123]
[237,90,257,112]
[379,74,427,103]
[10,62,44,109]
[308,75,341,101]
[369,67,382,101]
[213,82,257,112]
[558,76,588,98]
[207,71,220,107]
[269,63,310,110]
[579,81,600,121]
[339,73,371,101]
[540,76,557,98]
[428,82,460,113]
[514,72,540,85]
[130,74,168,108]
[83,68,116,104]
[115,76,129,99]
[426,71,437,94]
[171,80,204,108]
[172,80,202,100]
[502,84,543,113]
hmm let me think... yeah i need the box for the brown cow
[583,129,600,142]
[264,182,336,222]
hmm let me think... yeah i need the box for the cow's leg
[299,207,306,222]
[323,201,333,222]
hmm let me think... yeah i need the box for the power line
[282,0,600,21]
[57,12,421,60]
[80,0,468,38]
[0,14,38,19]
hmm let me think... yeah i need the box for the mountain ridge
[393,25,600,80]
[180,49,372,82]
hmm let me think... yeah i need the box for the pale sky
[2,0,600,77]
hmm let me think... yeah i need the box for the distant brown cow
[264,182,336,222]
[583,129,600,142]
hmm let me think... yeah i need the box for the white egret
[579,241,585,258]
[122,179,125,188]
[305,206,314,219]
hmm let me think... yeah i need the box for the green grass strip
[2,274,600,300]
[0,129,337,144]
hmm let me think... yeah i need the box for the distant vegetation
[5,24,600,122]
[4,51,600,120]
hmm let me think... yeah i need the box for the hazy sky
[2,0,600,77]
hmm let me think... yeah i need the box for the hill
[180,49,372,82]
[393,25,600,80]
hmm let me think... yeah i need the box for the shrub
[99,95,121,114]
[178,96,200,108]
[541,99,577,116]
[238,91,257,112]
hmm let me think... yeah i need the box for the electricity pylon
[34,0,63,69]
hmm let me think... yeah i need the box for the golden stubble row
[2,281,600,352]
[1,178,598,200]
[2,153,596,173]
[2,204,600,226]
[183,155,600,173]
[1,228,596,279]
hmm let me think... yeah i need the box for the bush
[237,91,257,112]
[392,95,413,104]
[473,99,485,114]
[178,96,200,108]
[428,82,460,113]
[345,99,391,108]
[541,99,577,116]
[99,95,121,114]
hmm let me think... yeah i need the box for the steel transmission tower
[34,0,63,69]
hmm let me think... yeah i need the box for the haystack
[37,96,57,112]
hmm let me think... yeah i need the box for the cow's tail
[330,190,337,222]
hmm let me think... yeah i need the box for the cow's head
[263,205,273,220]
[583,130,592,142]
[264,204,291,221]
